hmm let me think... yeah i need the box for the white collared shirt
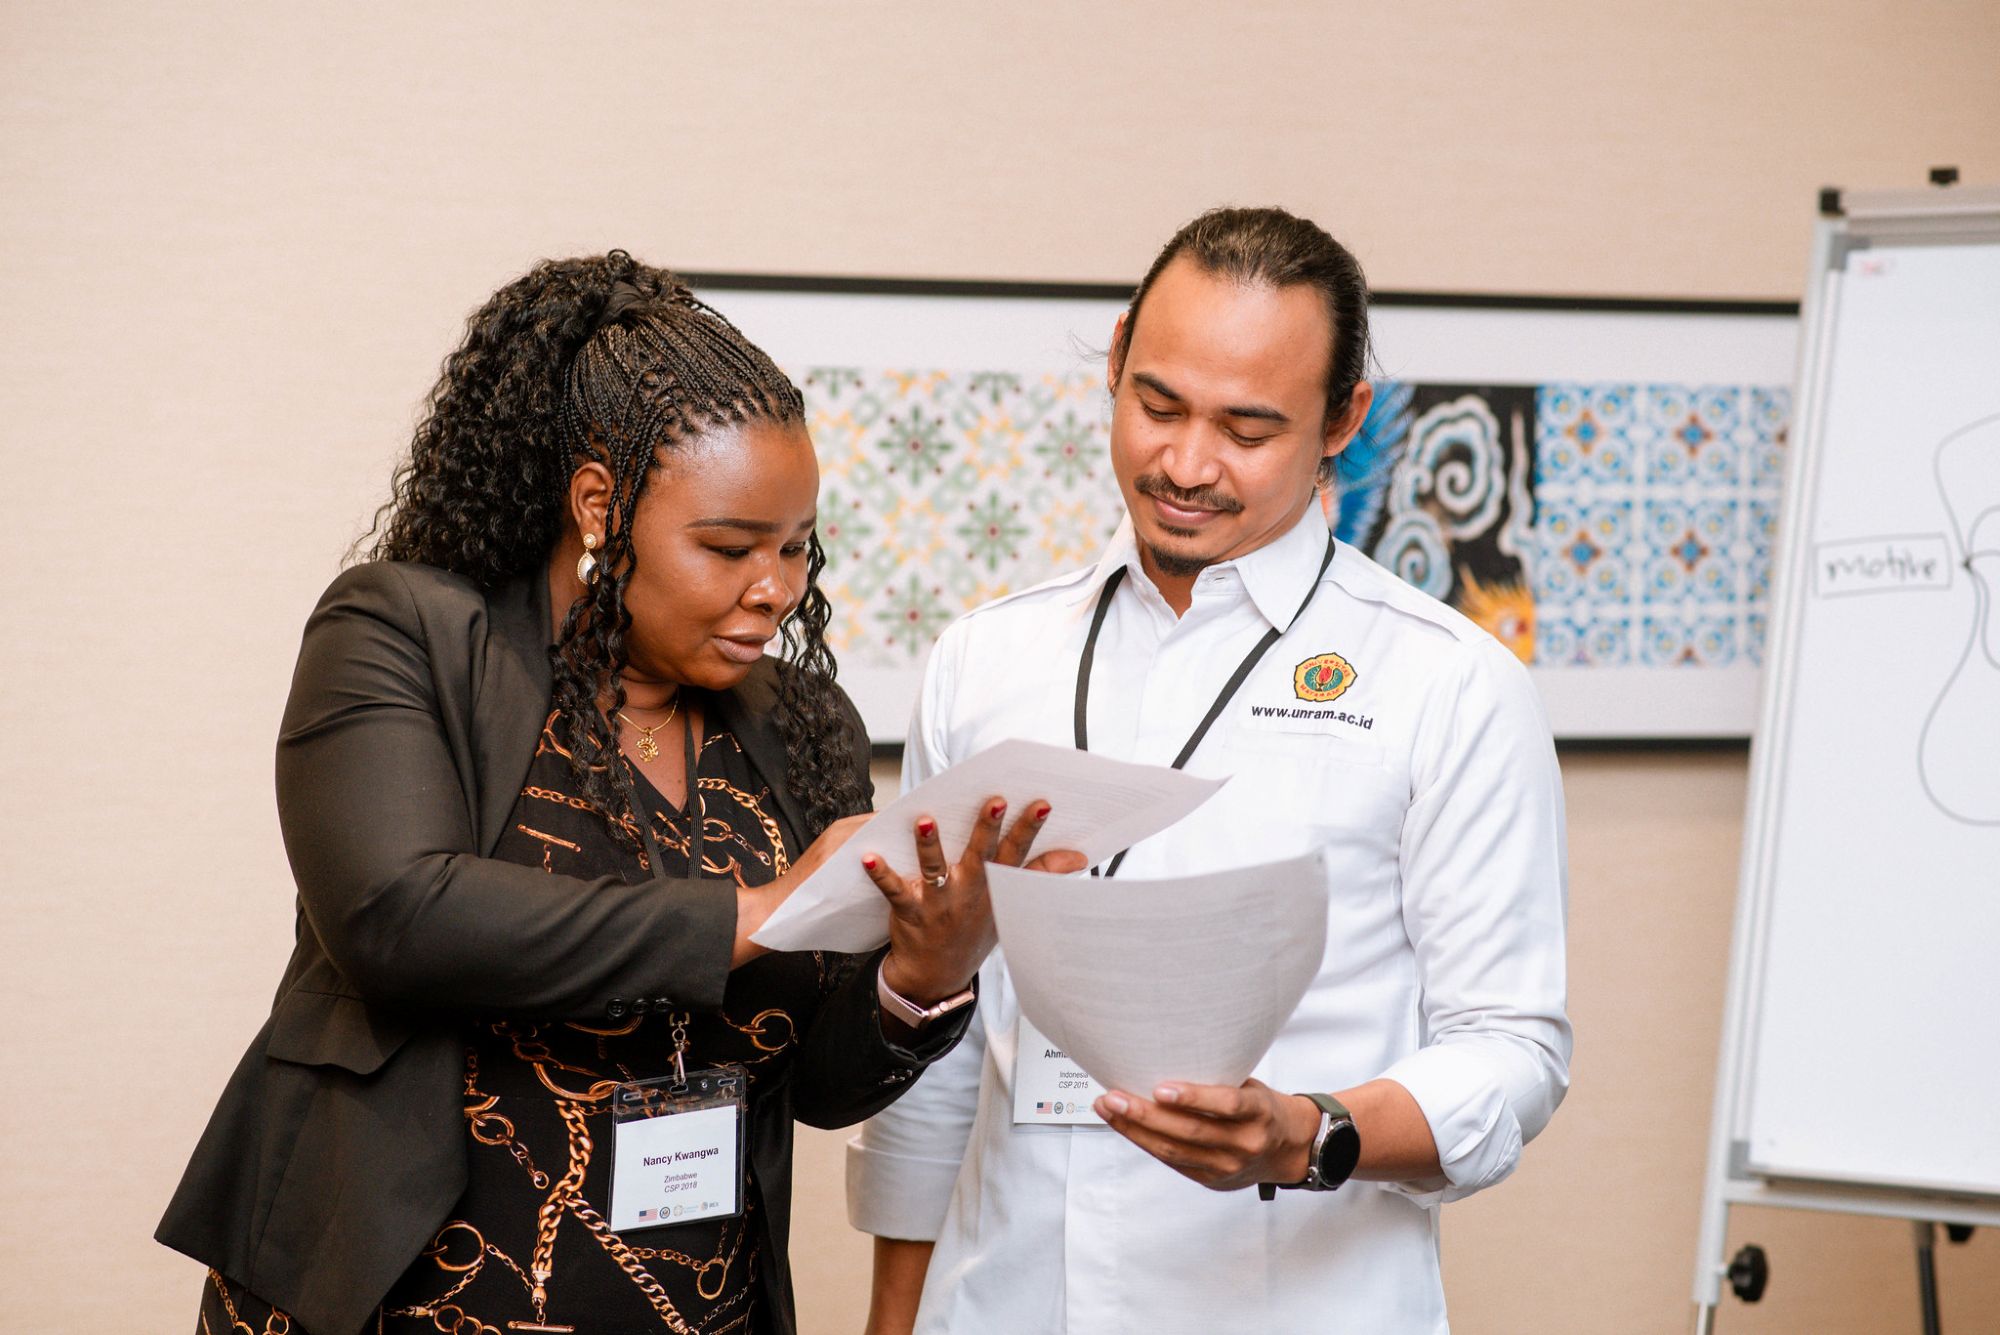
[848,506,1571,1335]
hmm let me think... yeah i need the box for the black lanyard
[632,701,705,882]
[1073,534,1337,877]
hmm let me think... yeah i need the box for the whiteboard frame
[1692,183,2000,1326]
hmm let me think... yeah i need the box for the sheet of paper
[985,850,1329,1096]
[750,739,1226,953]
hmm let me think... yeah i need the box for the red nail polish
[1035,803,1052,822]
[861,855,878,871]
[989,800,1007,820]
[917,819,936,838]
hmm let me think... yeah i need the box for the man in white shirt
[848,206,1571,1334]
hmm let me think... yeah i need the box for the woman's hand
[732,813,872,968]
[863,797,1085,1005]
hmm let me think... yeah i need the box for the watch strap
[1298,1092,1359,1191]
[1303,1091,1352,1124]
[876,962,976,1028]
[1258,1092,1359,1200]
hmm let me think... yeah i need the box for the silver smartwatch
[876,961,976,1028]
[1258,1092,1361,1199]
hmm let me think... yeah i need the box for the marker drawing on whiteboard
[1917,414,2000,826]
[1812,533,1953,598]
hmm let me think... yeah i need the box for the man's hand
[1096,1077,1443,1188]
[1092,1077,1321,1192]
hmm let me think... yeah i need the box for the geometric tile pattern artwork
[1529,384,1790,667]
[801,368,1790,671]
[805,368,1123,670]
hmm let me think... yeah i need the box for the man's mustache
[1133,475,1243,515]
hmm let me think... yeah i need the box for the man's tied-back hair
[361,250,862,843]
[1112,206,1372,484]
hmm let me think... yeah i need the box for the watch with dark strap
[1258,1092,1361,1200]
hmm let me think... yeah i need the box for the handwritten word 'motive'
[1814,535,1953,598]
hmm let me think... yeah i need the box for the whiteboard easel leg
[1693,1302,1718,1335]
[1914,1220,1941,1335]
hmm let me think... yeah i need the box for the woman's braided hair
[361,250,864,845]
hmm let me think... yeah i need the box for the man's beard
[1144,541,1212,578]
[1132,473,1242,577]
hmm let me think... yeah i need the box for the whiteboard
[1739,214,2000,1196]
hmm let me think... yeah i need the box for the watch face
[1316,1119,1362,1187]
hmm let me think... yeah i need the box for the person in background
[158,251,1072,1335]
[849,208,1572,1334]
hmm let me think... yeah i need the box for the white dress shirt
[848,506,1571,1334]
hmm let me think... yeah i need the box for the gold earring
[577,533,600,585]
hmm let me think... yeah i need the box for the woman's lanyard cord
[632,699,705,882]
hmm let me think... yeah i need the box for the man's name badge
[1012,1014,1106,1126]
[608,1067,747,1232]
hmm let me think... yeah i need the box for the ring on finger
[925,871,949,889]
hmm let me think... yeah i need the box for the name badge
[608,1067,747,1231]
[1012,1014,1106,1126]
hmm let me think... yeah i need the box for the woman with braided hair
[158,251,1075,1335]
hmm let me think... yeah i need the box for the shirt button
[606,999,627,1019]
[631,997,651,1015]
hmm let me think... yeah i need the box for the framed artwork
[690,274,1799,742]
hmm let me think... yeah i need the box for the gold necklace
[616,696,680,763]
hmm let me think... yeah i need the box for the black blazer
[157,562,961,1335]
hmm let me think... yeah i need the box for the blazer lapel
[472,574,554,856]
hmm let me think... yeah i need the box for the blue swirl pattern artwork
[1332,383,1540,662]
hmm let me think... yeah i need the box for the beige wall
[4,3,1998,1331]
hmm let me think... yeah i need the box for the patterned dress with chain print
[201,709,834,1335]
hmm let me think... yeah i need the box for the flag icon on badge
[638,1208,657,1221]
[1035,1102,1052,1113]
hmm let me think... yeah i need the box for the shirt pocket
[1215,735,1413,1018]
[1216,729,1403,851]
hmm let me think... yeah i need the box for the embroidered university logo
[1294,651,1357,702]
